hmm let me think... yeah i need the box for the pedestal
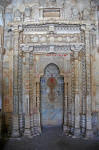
[86,129,93,138]
[74,128,80,137]
[63,125,69,135]
[33,113,41,136]
[11,114,20,137]
[24,114,32,137]
[0,112,2,138]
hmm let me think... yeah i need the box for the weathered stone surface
[0,0,99,139]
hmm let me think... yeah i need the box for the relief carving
[24,7,31,18]
[14,9,22,21]
[31,4,39,20]
[71,7,80,20]
[82,8,91,20]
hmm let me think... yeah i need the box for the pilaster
[74,52,80,137]
[12,28,20,137]
[63,81,69,135]
[71,52,75,135]
[85,25,93,138]
[11,114,20,137]
[23,53,31,137]
[29,52,34,135]
[33,81,41,136]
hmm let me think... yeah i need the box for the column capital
[71,44,84,52]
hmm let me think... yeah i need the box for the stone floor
[0,127,99,150]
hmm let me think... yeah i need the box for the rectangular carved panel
[43,8,60,17]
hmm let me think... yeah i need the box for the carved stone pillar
[63,81,69,135]
[80,48,86,136]
[12,29,20,137]
[11,114,19,137]
[36,82,41,133]
[74,52,80,137]
[17,44,24,136]
[23,53,31,137]
[33,81,41,135]
[29,52,34,135]
[24,114,31,137]
[71,52,75,135]
[85,26,93,138]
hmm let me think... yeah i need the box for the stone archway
[40,63,64,128]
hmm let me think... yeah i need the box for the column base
[73,128,80,138]
[11,130,20,138]
[63,125,69,135]
[33,113,41,136]
[86,129,93,138]
[33,126,41,136]
[24,114,32,137]
[11,114,20,138]
[24,129,32,138]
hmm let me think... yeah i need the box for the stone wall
[0,26,3,112]
[0,0,99,138]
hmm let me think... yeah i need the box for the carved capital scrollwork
[20,45,34,52]
[18,25,23,32]
[81,24,86,31]
[85,24,96,32]
[71,44,84,52]
[21,45,29,52]
[89,24,96,32]
[10,25,23,33]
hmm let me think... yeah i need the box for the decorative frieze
[20,44,84,54]
[22,34,82,44]
[23,25,49,34]
[23,24,81,34]
[54,25,81,34]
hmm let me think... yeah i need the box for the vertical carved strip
[85,27,93,137]
[29,52,34,135]
[89,30,96,111]
[13,31,19,114]
[71,52,75,134]
[12,30,20,137]
[33,81,40,135]
[36,82,41,132]
[33,82,41,135]
[74,52,80,137]
[63,82,69,134]
[81,48,86,136]
[18,48,23,136]
[23,52,31,137]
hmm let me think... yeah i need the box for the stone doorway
[40,63,64,128]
